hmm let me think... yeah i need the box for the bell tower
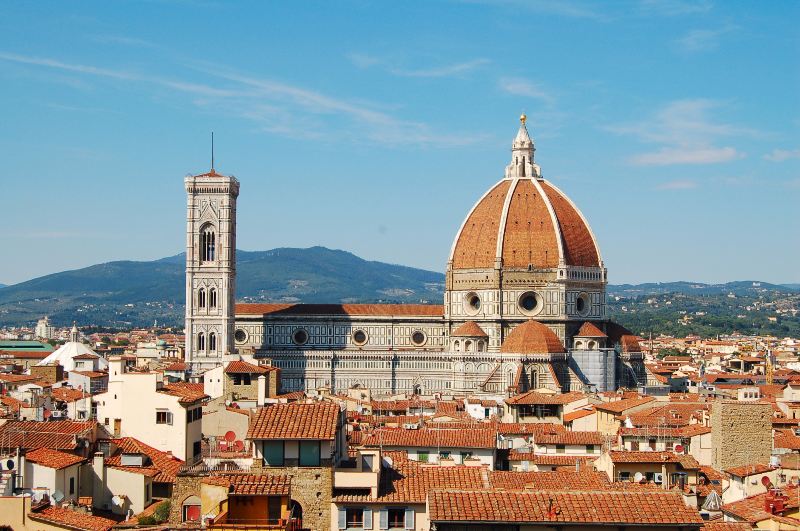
[184,163,239,370]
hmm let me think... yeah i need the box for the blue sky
[1,0,798,286]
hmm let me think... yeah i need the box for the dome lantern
[506,115,540,179]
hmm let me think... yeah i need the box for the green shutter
[299,440,321,466]
[262,441,284,466]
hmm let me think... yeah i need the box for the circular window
[464,292,481,315]
[234,329,248,343]
[518,291,543,316]
[352,329,368,346]
[292,329,309,346]
[576,292,590,316]
[411,330,427,346]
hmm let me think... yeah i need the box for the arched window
[477,340,485,352]
[209,288,217,309]
[209,332,217,351]
[197,333,205,351]
[200,225,216,263]
[198,288,206,308]
[465,340,472,352]
[528,368,538,390]
[453,340,461,352]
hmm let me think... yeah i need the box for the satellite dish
[112,495,124,506]
[224,431,236,443]
[634,472,644,483]
[52,490,65,503]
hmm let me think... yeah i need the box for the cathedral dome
[499,320,564,354]
[449,118,601,271]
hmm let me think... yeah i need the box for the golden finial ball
[520,113,527,124]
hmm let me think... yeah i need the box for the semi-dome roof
[452,321,488,337]
[449,118,601,271]
[499,320,564,354]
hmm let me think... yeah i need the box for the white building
[34,317,55,340]
[93,357,206,461]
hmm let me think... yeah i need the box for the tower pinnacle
[505,116,541,179]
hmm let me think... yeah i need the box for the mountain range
[0,247,797,337]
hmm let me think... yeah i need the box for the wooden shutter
[404,508,414,529]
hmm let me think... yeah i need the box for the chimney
[92,452,106,509]
[257,375,267,407]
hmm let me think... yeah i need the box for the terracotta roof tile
[452,179,512,269]
[202,474,291,496]
[247,402,340,440]
[29,505,116,531]
[51,387,91,402]
[563,408,595,422]
[593,396,654,414]
[225,360,274,374]
[722,484,800,524]
[539,181,600,267]
[451,321,488,338]
[724,463,775,477]
[501,178,560,268]
[105,437,184,483]
[429,490,702,524]
[505,391,585,406]
[489,470,610,490]
[0,420,95,450]
[26,447,86,469]
[500,320,564,354]
[607,451,700,469]
[535,430,604,445]
[576,322,607,338]
[362,427,496,449]
[159,382,208,404]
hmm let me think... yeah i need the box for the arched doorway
[288,500,303,531]
[182,495,201,522]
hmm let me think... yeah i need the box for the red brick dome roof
[449,177,601,270]
[499,320,564,354]
[452,321,488,338]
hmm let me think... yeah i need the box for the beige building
[94,357,206,461]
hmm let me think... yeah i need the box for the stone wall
[254,461,333,531]
[711,400,772,471]
[168,474,204,525]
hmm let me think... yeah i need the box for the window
[352,330,368,346]
[200,226,216,262]
[361,454,374,472]
[484,408,491,419]
[417,451,429,463]
[388,507,406,529]
[198,288,206,308]
[232,374,251,386]
[69,477,75,495]
[209,332,217,351]
[209,288,217,309]
[234,329,247,343]
[460,451,473,463]
[439,451,451,460]
[555,444,565,454]
[518,291,543,315]
[586,444,596,454]
[339,507,371,530]
[299,440,321,467]
[193,441,201,458]
[620,471,631,481]
[262,441,284,466]
[293,329,309,346]
[411,330,426,346]
[465,292,481,314]
[156,410,172,425]
[268,496,282,524]
[197,333,205,351]
[145,482,150,501]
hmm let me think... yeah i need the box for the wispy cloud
[0,51,484,148]
[607,99,754,166]
[675,26,736,52]
[656,179,698,190]
[498,77,555,105]
[637,0,713,17]
[764,148,800,162]
[348,53,489,78]
[455,0,605,20]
